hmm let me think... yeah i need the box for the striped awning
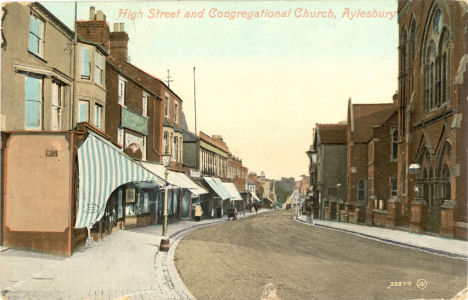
[75,132,165,229]
[222,182,243,201]
[203,177,230,200]
[141,162,208,196]
[250,191,261,203]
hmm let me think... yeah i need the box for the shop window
[143,192,149,213]
[125,203,135,216]
[78,100,89,122]
[51,82,62,130]
[29,15,43,56]
[167,190,173,215]
[80,47,91,80]
[25,76,42,129]
[94,104,102,128]
[126,188,136,216]
[94,51,104,85]
[117,189,123,219]
[173,189,179,214]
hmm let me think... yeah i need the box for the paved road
[175,210,467,300]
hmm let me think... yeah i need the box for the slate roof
[317,123,347,144]
[351,105,397,142]
[199,132,230,153]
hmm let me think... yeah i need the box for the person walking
[305,198,314,226]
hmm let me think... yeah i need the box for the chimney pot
[96,10,104,21]
[120,23,125,31]
[89,6,95,20]
[113,23,119,32]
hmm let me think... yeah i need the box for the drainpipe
[71,2,77,129]
[0,133,8,245]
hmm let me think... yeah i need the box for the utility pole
[193,67,197,135]
[71,1,77,129]
[166,69,173,88]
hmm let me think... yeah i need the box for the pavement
[294,213,468,259]
[0,209,270,300]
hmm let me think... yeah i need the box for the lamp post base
[160,238,170,252]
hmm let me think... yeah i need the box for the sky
[43,1,398,180]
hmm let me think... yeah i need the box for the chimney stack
[96,10,105,21]
[76,6,110,50]
[89,6,95,20]
[110,22,129,61]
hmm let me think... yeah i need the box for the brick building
[76,7,195,228]
[346,100,397,223]
[365,108,399,227]
[396,0,467,239]
[227,155,248,192]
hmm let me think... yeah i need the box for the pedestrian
[286,203,291,211]
[194,203,202,222]
[254,202,259,214]
[305,198,314,226]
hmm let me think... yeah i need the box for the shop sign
[190,170,201,178]
[125,133,144,154]
[121,107,148,135]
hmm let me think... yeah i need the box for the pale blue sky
[43,1,398,179]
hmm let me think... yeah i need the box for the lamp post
[306,147,317,215]
[160,151,171,252]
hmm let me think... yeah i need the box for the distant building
[310,123,347,221]
[199,132,230,179]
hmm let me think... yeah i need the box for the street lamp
[409,163,422,195]
[306,148,317,164]
[160,150,171,252]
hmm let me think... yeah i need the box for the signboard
[125,132,145,154]
[121,107,148,135]
[190,169,201,178]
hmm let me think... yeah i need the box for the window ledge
[28,50,47,63]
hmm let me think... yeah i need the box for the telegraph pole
[166,69,173,88]
[193,67,197,135]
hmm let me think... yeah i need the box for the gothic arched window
[440,30,450,105]
[410,18,417,59]
[423,8,450,113]
[441,164,451,199]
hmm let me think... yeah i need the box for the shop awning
[75,132,166,229]
[250,191,261,203]
[221,182,243,201]
[212,177,232,199]
[264,197,277,205]
[141,162,208,196]
[203,177,230,200]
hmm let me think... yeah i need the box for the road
[175,210,467,300]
